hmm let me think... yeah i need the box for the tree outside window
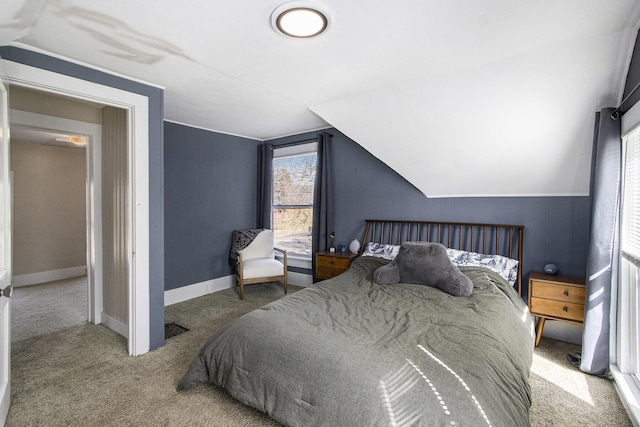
[272,150,316,256]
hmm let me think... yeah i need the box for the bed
[178,220,535,426]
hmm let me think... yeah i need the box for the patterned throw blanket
[229,228,265,262]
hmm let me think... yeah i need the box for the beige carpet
[530,339,631,426]
[11,276,88,342]
[6,280,632,426]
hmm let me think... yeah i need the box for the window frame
[271,142,318,259]
[613,103,640,426]
[619,127,640,382]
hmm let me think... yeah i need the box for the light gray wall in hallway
[11,141,86,276]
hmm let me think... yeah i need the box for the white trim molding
[287,271,312,287]
[611,366,640,426]
[164,271,313,307]
[164,275,235,306]
[277,253,311,269]
[101,312,128,338]
[12,266,86,287]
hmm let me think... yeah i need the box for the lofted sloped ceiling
[1,0,640,196]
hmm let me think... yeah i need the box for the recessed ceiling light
[271,2,330,38]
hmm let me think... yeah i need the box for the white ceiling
[1,0,640,196]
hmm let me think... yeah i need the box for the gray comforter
[178,256,534,426]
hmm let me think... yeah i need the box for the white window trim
[611,366,640,426]
[273,142,317,159]
[275,252,312,269]
[272,141,317,259]
[615,100,640,425]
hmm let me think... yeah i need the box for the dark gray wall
[267,129,591,297]
[164,122,259,290]
[0,46,166,350]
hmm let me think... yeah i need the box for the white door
[0,78,12,425]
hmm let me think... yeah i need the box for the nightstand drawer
[315,251,358,280]
[316,256,351,270]
[316,266,345,279]
[530,281,585,305]
[530,297,584,322]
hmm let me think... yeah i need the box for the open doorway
[7,85,132,345]
[10,124,89,342]
[1,58,151,356]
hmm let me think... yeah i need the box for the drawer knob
[563,307,568,313]
[563,291,569,297]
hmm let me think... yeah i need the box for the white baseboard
[164,275,235,306]
[164,272,314,307]
[13,266,86,287]
[288,271,313,287]
[541,319,583,345]
[101,312,128,338]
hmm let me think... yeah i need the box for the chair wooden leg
[236,274,244,300]
[283,275,288,295]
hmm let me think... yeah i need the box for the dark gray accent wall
[0,46,166,350]
[164,122,259,290]
[267,129,591,298]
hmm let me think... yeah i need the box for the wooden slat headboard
[359,219,525,295]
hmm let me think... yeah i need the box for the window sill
[611,364,640,426]
[275,253,312,269]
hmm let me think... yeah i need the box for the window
[272,142,317,257]
[619,126,640,384]
[612,106,640,426]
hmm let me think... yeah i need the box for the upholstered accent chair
[235,229,287,300]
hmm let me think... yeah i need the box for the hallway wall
[11,141,86,281]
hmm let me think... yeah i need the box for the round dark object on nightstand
[544,263,558,275]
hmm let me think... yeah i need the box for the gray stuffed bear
[373,242,473,297]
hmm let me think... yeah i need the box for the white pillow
[361,242,400,260]
[446,248,519,286]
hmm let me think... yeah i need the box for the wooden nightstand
[528,272,586,347]
[315,251,358,280]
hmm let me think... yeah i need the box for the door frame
[0,59,151,356]
[10,110,102,324]
[0,76,11,427]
